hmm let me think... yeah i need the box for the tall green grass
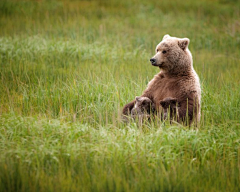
[0,0,240,191]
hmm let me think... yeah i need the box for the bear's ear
[178,38,190,51]
[135,96,141,103]
[163,34,170,40]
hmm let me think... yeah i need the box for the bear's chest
[147,75,179,93]
[145,74,190,107]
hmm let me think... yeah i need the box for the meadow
[0,0,240,191]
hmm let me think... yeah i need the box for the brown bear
[160,97,180,122]
[131,96,155,120]
[122,34,201,126]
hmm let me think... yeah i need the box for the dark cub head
[160,97,180,120]
[131,96,155,117]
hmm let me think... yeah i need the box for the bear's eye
[156,49,159,52]
[162,50,167,54]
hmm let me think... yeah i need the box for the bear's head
[131,96,155,117]
[150,34,193,75]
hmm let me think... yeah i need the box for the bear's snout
[150,58,157,66]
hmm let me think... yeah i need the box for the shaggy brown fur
[122,34,201,126]
[131,96,155,120]
[160,97,180,122]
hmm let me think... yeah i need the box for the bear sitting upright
[122,34,201,126]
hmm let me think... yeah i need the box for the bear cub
[131,96,181,123]
[131,96,155,121]
[160,97,181,122]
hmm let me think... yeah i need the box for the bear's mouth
[158,62,164,67]
[151,63,158,67]
[152,62,164,67]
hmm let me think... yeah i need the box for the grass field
[0,0,240,191]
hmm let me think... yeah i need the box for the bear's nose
[150,58,156,65]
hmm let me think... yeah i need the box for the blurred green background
[0,0,240,191]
